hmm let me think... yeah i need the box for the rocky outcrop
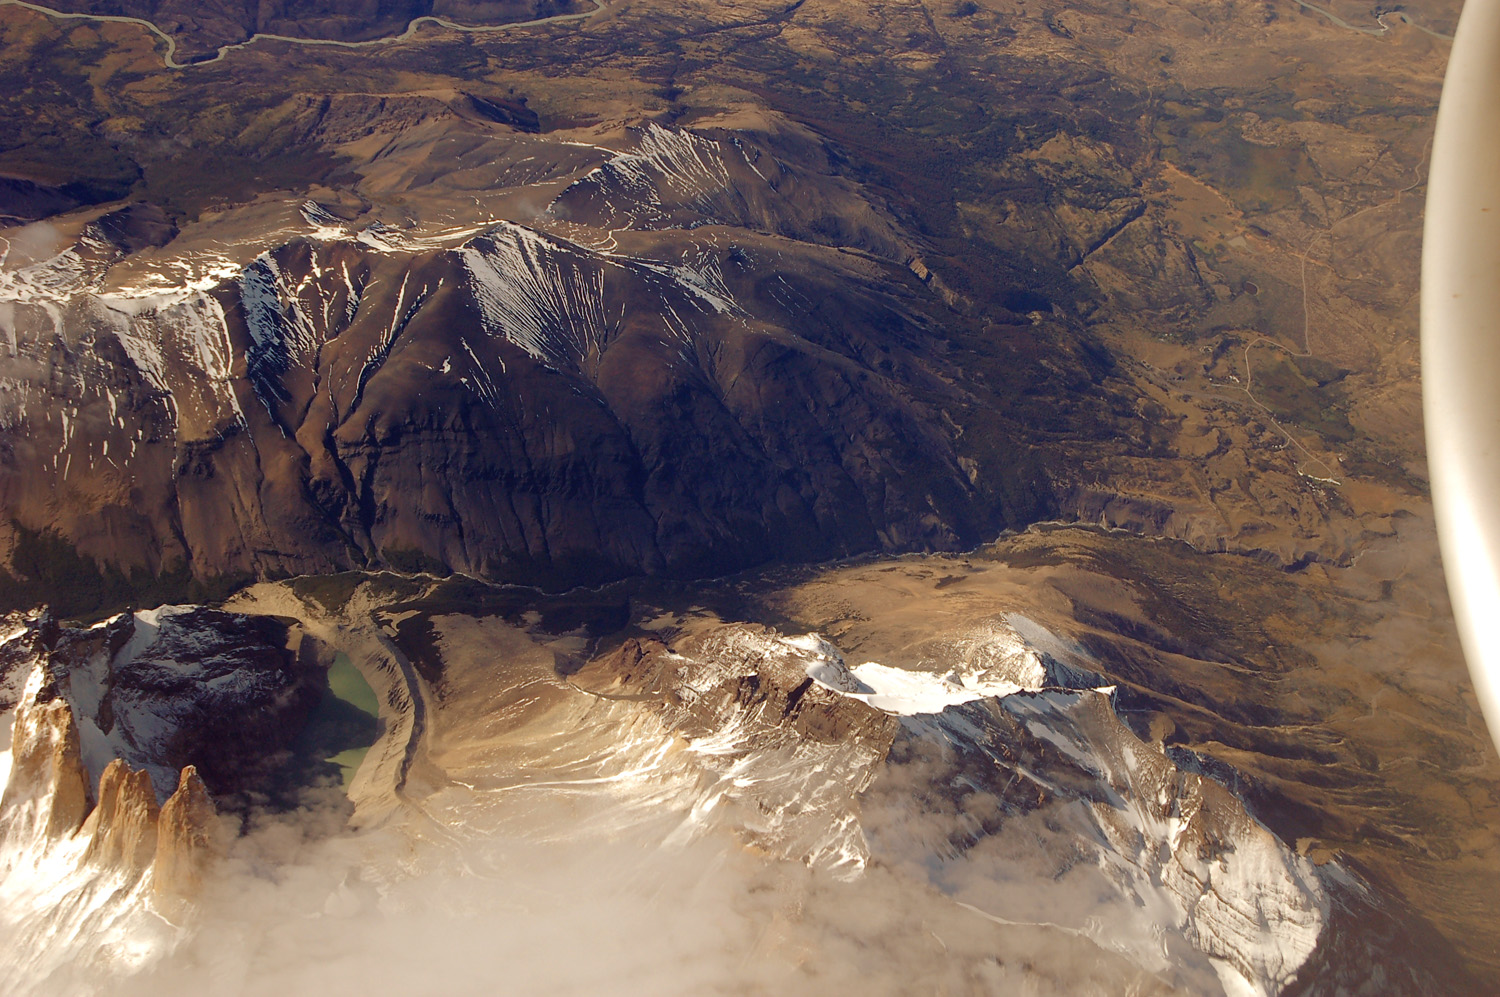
[7,606,328,806]
[0,674,219,897]
[0,600,334,820]
[581,627,902,748]
[153,765,219,897]
[81,758,160,879]
[0,692,91,846]
[575,624,901,873]
[0,609,279,977]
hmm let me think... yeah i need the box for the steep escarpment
[0,661,222,943]
[0,606,330,806]
[0,121,1096,610]
[0,602,365,990]
[0,682,221,874]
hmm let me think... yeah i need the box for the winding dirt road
[0,0,606,69]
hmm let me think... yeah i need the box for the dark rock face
[6,607,328,806]
[1282,868,1482,997]
[0,178,85,227]
[0,123,1074,607]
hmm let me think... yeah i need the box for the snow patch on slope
[787,616,1106,716]
[0,230,108,303]
[631,247,741,315]
[100,293,244,426]
[239,251,323,409]
[788,633,1029,715]
[299,200,348,242]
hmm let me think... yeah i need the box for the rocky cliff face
[0,601,335,886]
[0,607,328,806]
[0,691,91,848]
[0,660,218,884]
[0,667,220,995]
[82,757,160,878]
[573,626,903,873]
[152,765,217,897]
[0,601,329,849]
[0,604,348,991]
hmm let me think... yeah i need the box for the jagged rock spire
[153,765,220,898]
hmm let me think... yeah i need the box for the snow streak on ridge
[549,123,734,229]
[460,222,608,372]
[240,253,323,408]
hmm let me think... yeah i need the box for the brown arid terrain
[0,0,1465,596]
[2,0,595,61]
[0,0,1494,991]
